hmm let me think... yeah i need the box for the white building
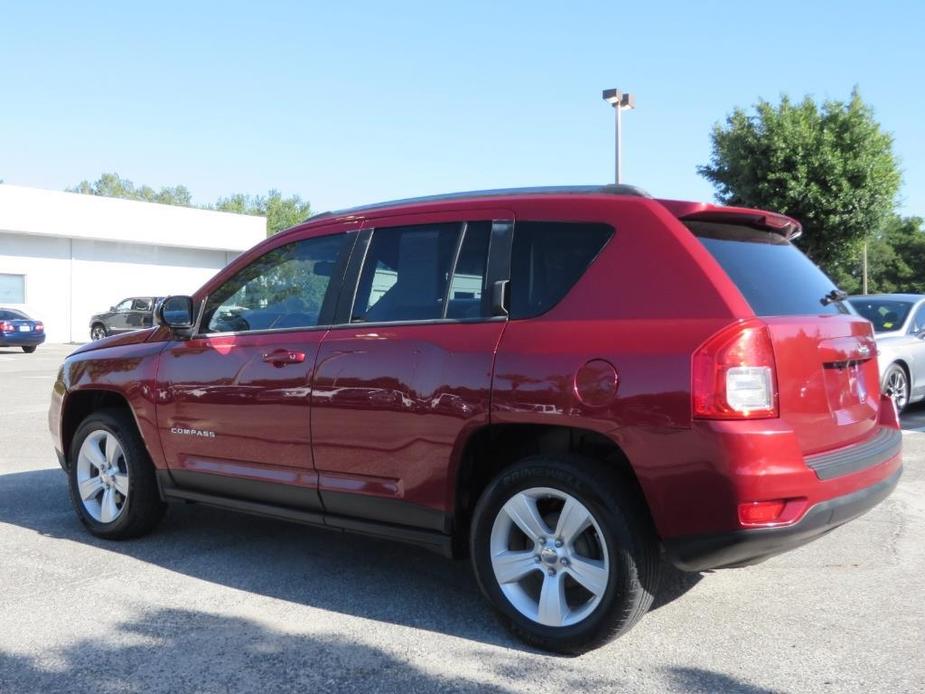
[0,184,266,343]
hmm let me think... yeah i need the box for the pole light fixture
[602,88,635,184]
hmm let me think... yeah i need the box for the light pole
[602,89,635,184]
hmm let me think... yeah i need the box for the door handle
[262,349,306,367]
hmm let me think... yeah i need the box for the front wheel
[883,363,909,414]
[67,409,166,539]
[90,324,108,341]
[470,456,660,654]
[21,345,36,353]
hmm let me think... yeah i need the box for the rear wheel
[90,324,107,341]
[67,409,166,539]
[884,363,909,414]
[21,345,36,353]
[470,455,660,654]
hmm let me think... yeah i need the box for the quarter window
[509,222,613,319]
[202,233,348,333]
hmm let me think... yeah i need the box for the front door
[908,303,925,399]
[110,298,134,333]
[156,230,353,511]
[311,213,511,530]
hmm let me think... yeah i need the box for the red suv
[49,186,902,653]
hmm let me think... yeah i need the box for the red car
[49,186,902,653]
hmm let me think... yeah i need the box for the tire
[90,324,108,341]
[21,346,37,353]
[67,409,166,539]
[883,362,910,414]
[470,455,660,655]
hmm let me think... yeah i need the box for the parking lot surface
[1,344,923,693]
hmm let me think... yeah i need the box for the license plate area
[18,325,31,332]
[823,360,874,424]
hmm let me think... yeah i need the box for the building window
[0,274,25,304]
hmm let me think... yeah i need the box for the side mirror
[109,306,115,312]
[156,296,195,336]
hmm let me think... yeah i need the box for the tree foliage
[864,215,925,294]
[213,190,312,236]
[698,89,901,287]
[69,172,193,207]
[69,173,310,237]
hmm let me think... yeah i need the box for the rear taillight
[0,321,13,332]
[693,319,778,419]
[34,322,44,332]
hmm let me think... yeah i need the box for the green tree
[865,215,925,294]
[69,173,311,237]
[69,172,193,207]
[214,190,311,236]
[698,89,901,287]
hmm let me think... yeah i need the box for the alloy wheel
[887,367,908,412]
[489,487,610,628]
[75,430,130,523]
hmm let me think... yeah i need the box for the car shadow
[900,399,925,431]
[0,467,704,653]
[0,606,512,693]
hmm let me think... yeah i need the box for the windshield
[687,221,846,316]
[846,299,913,333]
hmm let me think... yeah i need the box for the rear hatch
[685,217,880,455]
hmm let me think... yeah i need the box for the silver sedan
[847,293,925,412]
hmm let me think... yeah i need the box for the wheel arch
[450,423,657,557]
[61,388,135,468]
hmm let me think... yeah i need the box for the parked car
[847,294,925,412]
[0,308,45,353]
[89,297,162,340]
[49,186,902,654]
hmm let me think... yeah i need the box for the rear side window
[509,222,613,319]
[352,221,493,323]
[687,221,844,317]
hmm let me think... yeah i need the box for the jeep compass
[49,185,902,653]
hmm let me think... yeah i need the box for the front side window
[202,233,347,333]
[909,304,925,334]
[509,222,614,319]
[352,222,492,323]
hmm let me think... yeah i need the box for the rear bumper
[664,466,902,571]
[0,332,46,346]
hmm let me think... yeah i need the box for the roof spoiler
[678,209,803,241]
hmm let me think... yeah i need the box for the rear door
[126,298,153,331]
[687,220,881,454]
[310,211,511,530]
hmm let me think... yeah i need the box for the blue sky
[2,1,923,217]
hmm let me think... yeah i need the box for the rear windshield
[686,221,845,316]
[0,309,28,320]
[847,299,913,332]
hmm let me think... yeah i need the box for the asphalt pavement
[1,343,923,693]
